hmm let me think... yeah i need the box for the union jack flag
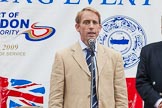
[0,76,45,108]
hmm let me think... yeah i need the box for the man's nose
[89,22,94,28]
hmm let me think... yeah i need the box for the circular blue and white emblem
[98,15,147,69]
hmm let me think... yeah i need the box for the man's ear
[98,24,102,32]
[75,23,80,32]
[99,24,102,29]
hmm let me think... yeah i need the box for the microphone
[88,39,98,108]
[88,39,96,56]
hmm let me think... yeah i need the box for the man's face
[75,11,101,46]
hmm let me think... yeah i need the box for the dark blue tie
[85,48,98,108]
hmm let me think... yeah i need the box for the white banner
[0,0,162,107]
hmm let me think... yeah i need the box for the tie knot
[85,48,95,57]
[85,48,91,54]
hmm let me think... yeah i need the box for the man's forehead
[81,15,99,21]
[79,11,99,23]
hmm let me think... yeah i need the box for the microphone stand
[88,39,97,108]
[90,50,95,108]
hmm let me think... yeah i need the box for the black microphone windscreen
[88,39,96,52]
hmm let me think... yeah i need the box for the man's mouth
[88,32,96,34]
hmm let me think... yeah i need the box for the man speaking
[48,7,128,108]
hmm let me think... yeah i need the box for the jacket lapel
[71,42,91,76]
[155,42,162,71]
[96,44,107,76]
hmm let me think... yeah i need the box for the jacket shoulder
[143,41,162,49]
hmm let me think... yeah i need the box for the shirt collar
[79,39,97,52]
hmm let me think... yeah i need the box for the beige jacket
[48,42,128,108]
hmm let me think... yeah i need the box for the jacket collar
[71,42,106,76]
